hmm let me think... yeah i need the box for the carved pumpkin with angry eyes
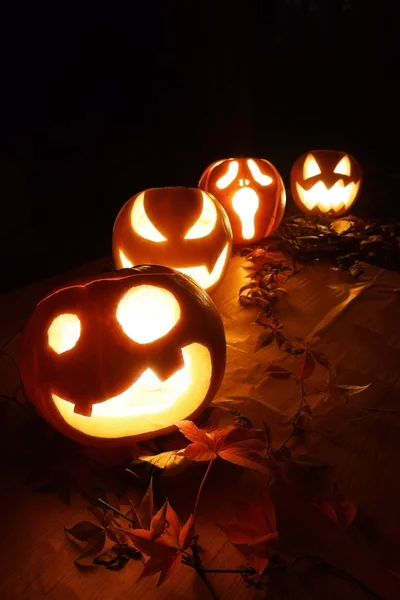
[198,157,286,244]
[112,187,232,293]
[291,150,362,216]
[19,266,226,447]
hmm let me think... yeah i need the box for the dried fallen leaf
[255,330,275,352]
[75,531,107,567]
[295,351,315,382]
[205,404,253,430]
[311,489,357,531]
[265,365,293,379]
[218,489,278,574]
[94,543,141,570]
[65,521,103,542]
[333,383,371,396]
[138,451,191,476]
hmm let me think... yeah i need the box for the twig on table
[276,381,306,452]
[97,498,134,524]
[282,556,384,600]
[277,431,296,453]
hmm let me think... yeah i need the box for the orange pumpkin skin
[112,187,232,294]
[290,150,362,217]
[19,266,226,447]
[198,157,286,245]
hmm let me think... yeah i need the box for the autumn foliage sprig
[240,245,371,448]
[63,418,384,599]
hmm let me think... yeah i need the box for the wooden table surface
[1,255,400,600]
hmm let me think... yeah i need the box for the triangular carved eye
[247,159,272,186]
[334,155,351,176]
[217,161,239,189]
[131,192,167,242]
[303,154,321,180]
[184,192,217,239]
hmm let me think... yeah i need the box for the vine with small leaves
[1,227,399,598]
[238,242,371,453]
[64,419,385,599]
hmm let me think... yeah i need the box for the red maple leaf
[176,420,271,474]
[218,489,278,573]
[120,502,195,586]
[284,458,357,532]
[311,488,357,531]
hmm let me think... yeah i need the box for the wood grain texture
[1,255,400,599]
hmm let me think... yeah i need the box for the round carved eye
[303,154,321,180]
[116,285,180,344]
[48,314,81,354]
[131,192,166,242]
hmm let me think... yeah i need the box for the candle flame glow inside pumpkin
[48,314,81,354]
[46,285,212,438]
[215,159,273,240]
[295,153,361,213]
[232,188,259,240]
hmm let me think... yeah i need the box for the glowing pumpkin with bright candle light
[290,150,362,216]
[112,187,232,294]
[198,157,286,245]
[19,266,226,447]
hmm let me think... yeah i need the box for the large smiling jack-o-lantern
[112,187,232,294]
[198,157,286,245]
[19,266,226,447]
[291,150,362,216]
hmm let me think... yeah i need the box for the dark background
[1,1,399,293]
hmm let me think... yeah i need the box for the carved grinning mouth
[118,244,229,290]
[51,343,212,439]
[296,180,361,212]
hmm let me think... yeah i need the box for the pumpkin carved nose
[238,178,250,187]
[147,346,185,382]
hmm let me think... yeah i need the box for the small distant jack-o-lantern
[290,150,362,216]
[19,266,226,447]
[112,187,232,294]
[198,157,286,245]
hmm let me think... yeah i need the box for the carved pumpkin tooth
[148,347,185,382]
[73,402,92,417]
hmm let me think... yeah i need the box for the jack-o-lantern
[112,187,232,294]
[19,266,226,447]
[198,157,286,244]
[290,150,362,216]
